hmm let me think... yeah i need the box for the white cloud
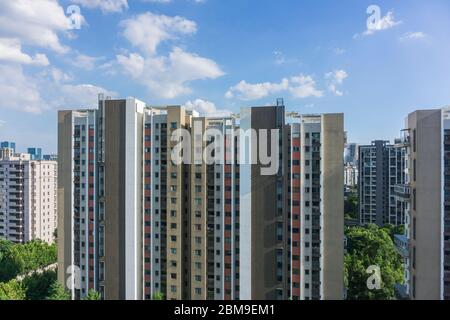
[0,64,46,113]
[113,12,223,99]
[274,51,287,65]
[72,0,206,12]
[333,48,345,55]
[225,75,323,101]
[117,53,145,75]
[40,67,73,83]
[325,70,348,96]
[120,12,197,55]
[273,50,300,65]
[183,99,231,117]
[289,75,323,98]
[0,120,5,128]
[355,11,402,38]
[400,32,427,41]
[71,0,128,13]
[71,54,104,70]
[225,79,289,100]
[55,84,117,109]
[142,0,173,3]
[0,38,49,66]
[0,0,78,54]
[116,48,224,99]
[0,64,116,113]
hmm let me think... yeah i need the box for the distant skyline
[1,0,450,153]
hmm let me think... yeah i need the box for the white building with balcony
[0,147,57,244]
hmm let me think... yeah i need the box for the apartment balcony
[394,234,410,258]
[395,130,410,148]
[8,180,24,187]
[444,272,450,282]
[394,184,411,199]
[8,194,23,201]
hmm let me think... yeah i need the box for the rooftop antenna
[276,98,284,107]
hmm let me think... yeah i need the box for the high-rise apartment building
[0,147,57,244]
[28,148,43,160]
[344,143,359,166]
[239,106,344,300]
[358,140,406,226]
[394,108,450,300]
[58,96,344,300]
[0,141,16,152]
[344,163,358,187]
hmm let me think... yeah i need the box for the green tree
[83,289,102,300]
[0,280,26,300]
[152,292,165,300]
[345,224,404,300]
[46,281,71,300]
[344,187,359,220]
[22,270,57,300]
[0,240,57,282]
[382,224,405,240]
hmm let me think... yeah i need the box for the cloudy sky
[0,0,450,153]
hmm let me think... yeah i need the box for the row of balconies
[394,234,410,258]
[394,184,411,199]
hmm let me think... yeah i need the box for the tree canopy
[46,281,71,300]
[0,279,26,300]
[0,239,57,282]
[83,289,102,300]
[345,224,404,300]
[0,239,59,300]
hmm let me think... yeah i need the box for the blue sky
[0,0,450,153]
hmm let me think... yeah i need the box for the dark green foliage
[22,270,57,300]
[0,239,58,300]
[0,239,57,282]
[344,187,358,220]
[46,281,71,300]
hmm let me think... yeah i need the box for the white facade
[0,149,57,244]
[344,163,358,187]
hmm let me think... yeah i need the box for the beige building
[0,148,57,244]
[58,96,344,300]
[395,108,450,300]
[239,106,345,300]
